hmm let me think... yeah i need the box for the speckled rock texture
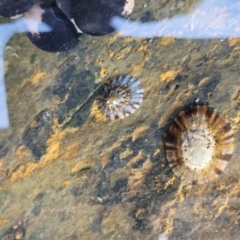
[0,0,240,239]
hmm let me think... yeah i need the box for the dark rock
[22,109,52,161]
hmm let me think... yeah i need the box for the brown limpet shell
[97,75,143,119]
[165,105,234,184]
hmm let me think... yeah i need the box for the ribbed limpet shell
[97,75,143,119]
[165,105,234,184]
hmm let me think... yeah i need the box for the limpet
[165,105,234,184]
[97,75,143,119]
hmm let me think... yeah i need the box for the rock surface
[0,0,240,239]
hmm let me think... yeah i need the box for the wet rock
[52,69,95,127]
[0,219,26,240]
[22,109,52,161]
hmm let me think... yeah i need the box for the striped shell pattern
[165,105,234,184]
[97,75,143,119]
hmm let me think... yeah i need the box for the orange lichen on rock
[156,217,174,236]
[99,66,108,80]
[160,70,179,82]
[15,145,30,159]
[160,37,175,46]
[20,63,46,88]
[215,198,228,218]
[42,124,78,164]
[126,150,143,168]
[10,162,39,182]
[70,158,93,174]
[163,176,176,190]
[119,148,133,160]
[96,56,108,81]
[63,179,71,187]
[0,219,9,226]
[115,46,132,59]
[168,208,177,217]
[122,37,133,45]
[128,156,152,189]
[10,120,77,182]
[90,101,108,122]
[108,50,114,58]
[198,76,212,87]
[153,149,160,157]
[31,70,46,85]
[128,41,151,74]
[60,141,80,160]
[100,135,129,168]
[107,34,118,45]
[43,136,61,164]
[131,125,150,142]
[228,38,240,47]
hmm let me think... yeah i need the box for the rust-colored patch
[0,219,9,226]
[153,149,160,157]
[99,65,108,81]
[161,37,175,46]
[160,70,179,82]
[215,199,228,218]
[31,70,46,85]
[108,50,114,58]
[90,101,108,122]
[20,63,46,88]
[131,125,150,142]
[61,141,80,160]
[163,176,176,190]
[96,56,108,81]
[128,41,151,74]
[198,76,212,87]
[168,208,176,217]
[10,162,39,182]
[126,150,144,168]
[100,135,130,168]
[115,46,132,59]
[119,148,134,160]
[63,179,71,187]
[108,34,118,45]
[9,119,77,182]
[128,156,152,189]
[70,158,93,174]
[15,145,30,159]
[228,38,240,47]
[160,218,174,236]
[43,136,61,164]
[122,37,133,45]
